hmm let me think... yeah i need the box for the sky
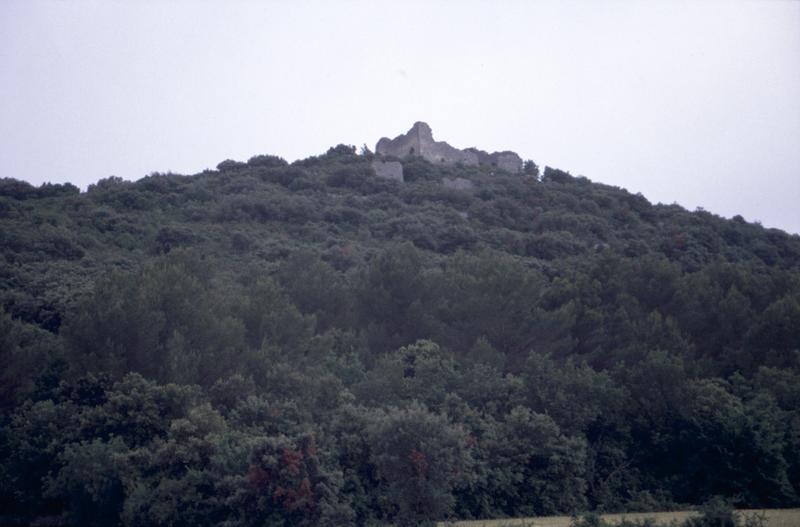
[1,1,799,234]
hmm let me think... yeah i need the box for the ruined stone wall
[464,148,522,173]
[376,122,479,167]
[376,122,522,173]
[375,125,421,158]
[490,151,523,173]
[420,139,479,166]
[371,160,404,182]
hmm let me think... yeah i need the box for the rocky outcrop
[371,160,404,182]
[375,122,522,173]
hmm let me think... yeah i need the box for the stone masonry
[375,122,523,173]
[371,160,404,182]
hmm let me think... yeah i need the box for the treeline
[1,146,799,525]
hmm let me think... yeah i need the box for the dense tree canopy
[1,146,799,525]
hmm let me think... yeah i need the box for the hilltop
[1,129,799,526]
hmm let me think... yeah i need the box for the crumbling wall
[371,160,404,182]
[376,125,422,158]
[377,122,479,166]
[490,151,523,173]
[376,122,522,173]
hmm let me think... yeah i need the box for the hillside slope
[1,144,799,525]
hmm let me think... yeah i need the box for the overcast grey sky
[1,1,799,234]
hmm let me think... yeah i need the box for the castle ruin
[375,122,523,174]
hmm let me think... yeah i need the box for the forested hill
[2,144,799,526]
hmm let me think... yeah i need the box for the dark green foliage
[1,148,800,525]
[247,154,288,168]
[0,308,57,410]
[366,402,472,525]
[523,160,540,179]
[683,497,765,527]
[0,178,80,200]
[570,514,659,527]
[484,406,588,516]
[241,433,351,526]
[542,166,574,184]
[354,340,459,410]
[62,253,247,386]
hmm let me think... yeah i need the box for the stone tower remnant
[371,160,404,182]
[375,122,523,174]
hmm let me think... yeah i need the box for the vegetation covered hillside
[1,145,799,526]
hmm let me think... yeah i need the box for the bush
[542,166,574,183]
[684,498,740,527]
[326,166,369,189]
[570,514,657,527]
[216,159,246,172]
[247,154,287,168]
